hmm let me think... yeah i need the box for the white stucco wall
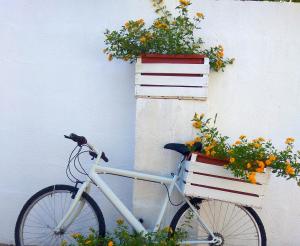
[0,0,151,243]
[1,0,300,245]
[133,1,300,246]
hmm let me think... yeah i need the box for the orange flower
[108,241,114,246]
[247,163,252,169]
[185,141,195,147]
[269,154,276,161]
[124,22,130,29]
[139,36,147,43]
[196,12,204,19]
[239,135,246,140]
[254,143,261,148]
[285,137,295,144]
[247,172,256,184]
[265,159,272,166]
[235,140,242,145]
[193,121,201,128]
[194,136,201,142]
[285,163,295,176]
[108,54,113,61]
[137,19,144,25]
[179,0,190,6]
[217,51,224,58]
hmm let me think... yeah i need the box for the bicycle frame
[54,158,220,245]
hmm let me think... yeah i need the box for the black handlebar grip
[64,133,87,146]
[101,152,109,162]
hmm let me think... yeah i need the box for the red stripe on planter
[191,171,262,185]
[141,54,205,64]
[140,85,204,88]
[190,183,260,197]
[141,73,203,77]
[196,157,229,166]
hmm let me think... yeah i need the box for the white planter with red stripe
[182,154,270,208]
[135,54,209,100]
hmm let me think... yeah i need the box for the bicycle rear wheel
[15,184,105,246]
[170,198,266,246]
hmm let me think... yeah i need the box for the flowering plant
[186,113,300,185]
[103,0,234,72]
[63,219,186,246]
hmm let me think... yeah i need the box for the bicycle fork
[53,181,91,234]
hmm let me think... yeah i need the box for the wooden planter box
[182,153,270,208]
[135,54,209,100]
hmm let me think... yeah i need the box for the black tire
[15,184,105,246]
[170,198,267,246]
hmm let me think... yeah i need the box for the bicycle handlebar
[64,133,87,146]
[64,133,109,162]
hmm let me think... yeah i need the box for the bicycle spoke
[173,200,263,246]
[19,189,100,246]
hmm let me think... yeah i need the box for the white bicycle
[15,134,267,246]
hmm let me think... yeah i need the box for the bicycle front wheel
[15,184,105,246]
[170,198,266,246]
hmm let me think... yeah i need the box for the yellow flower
[239,135,246,140]
[227,149,233,154]
[179,0,190,6]
[247,163,252,169]
[61,240,67,246]
[193,121,202,128]
[108,241,114,246]
[196,12,204,19]
[200,113,205,119]
[285,137,295,144]
[72,233,81,239]
[265,159,272,166]
[254,143,261,148]
[216,59,223,67]
[139,36,147,43]
[258,137,265,142]
[108,54,113,61]
[185,141,195,147]
[85,240,92,245]
[137,19,144,25]
[124,22,130,29]
[154,20,161,28]
[269,154,276,161]
[217,51,224,58]
[205,134,211,139]
[116,218,124,225]
[159,23,168,29]
[194,136,201,142]
[145,32,152,39]
[211,150,216,156]
[235,140,242,145]
[230,157,235,163]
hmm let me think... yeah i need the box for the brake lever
[89,151,98,160]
